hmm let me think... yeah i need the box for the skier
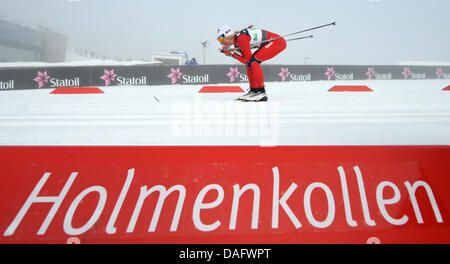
[217,24,287,102]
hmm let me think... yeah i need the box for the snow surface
[396,61,450,66]
[0,79,449,146]
[0,51,161,68]
[0,60,160,68]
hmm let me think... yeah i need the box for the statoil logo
[279,68,311,81]
[324,67,353,80]
[0,80,14,90]
[436,68,450,79]
[227,67,240,82]
[34,71,80,88]
[226,67,248,83]
[168,68,209,84]
[33,71,50,88]
[366,67,392,80]
[402,67,426,80]
[100,69,147,86]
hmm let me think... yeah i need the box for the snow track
[0,79,449,146]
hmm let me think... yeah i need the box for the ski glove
[221,48,239,60]
[221,48,233,57]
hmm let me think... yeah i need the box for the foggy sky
[1,0,449,65]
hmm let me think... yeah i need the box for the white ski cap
[217,25,233,39]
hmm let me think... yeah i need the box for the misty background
[1,0,449,65]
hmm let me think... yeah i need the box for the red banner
[0,146,449,244]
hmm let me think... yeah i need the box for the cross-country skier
[217,25,287,102]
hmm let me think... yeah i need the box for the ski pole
[257,22,335,46]
[223,35,313,53]
[285,35,313,42]
[280,22,336,39]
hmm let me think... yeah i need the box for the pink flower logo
[100,69,118,86]
[436,68,443,79]
[278,68,290,81]
[33,71,50,88]
[325,67,335,80]
[366,67,375,79]
[227,67,240,82]
[402,67,411,79]
[167,68,183,84]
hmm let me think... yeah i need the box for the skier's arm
[232,52,247,65]
[234,33,253,66]
[221,46,247,65]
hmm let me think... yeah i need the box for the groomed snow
[0,79,449,146]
